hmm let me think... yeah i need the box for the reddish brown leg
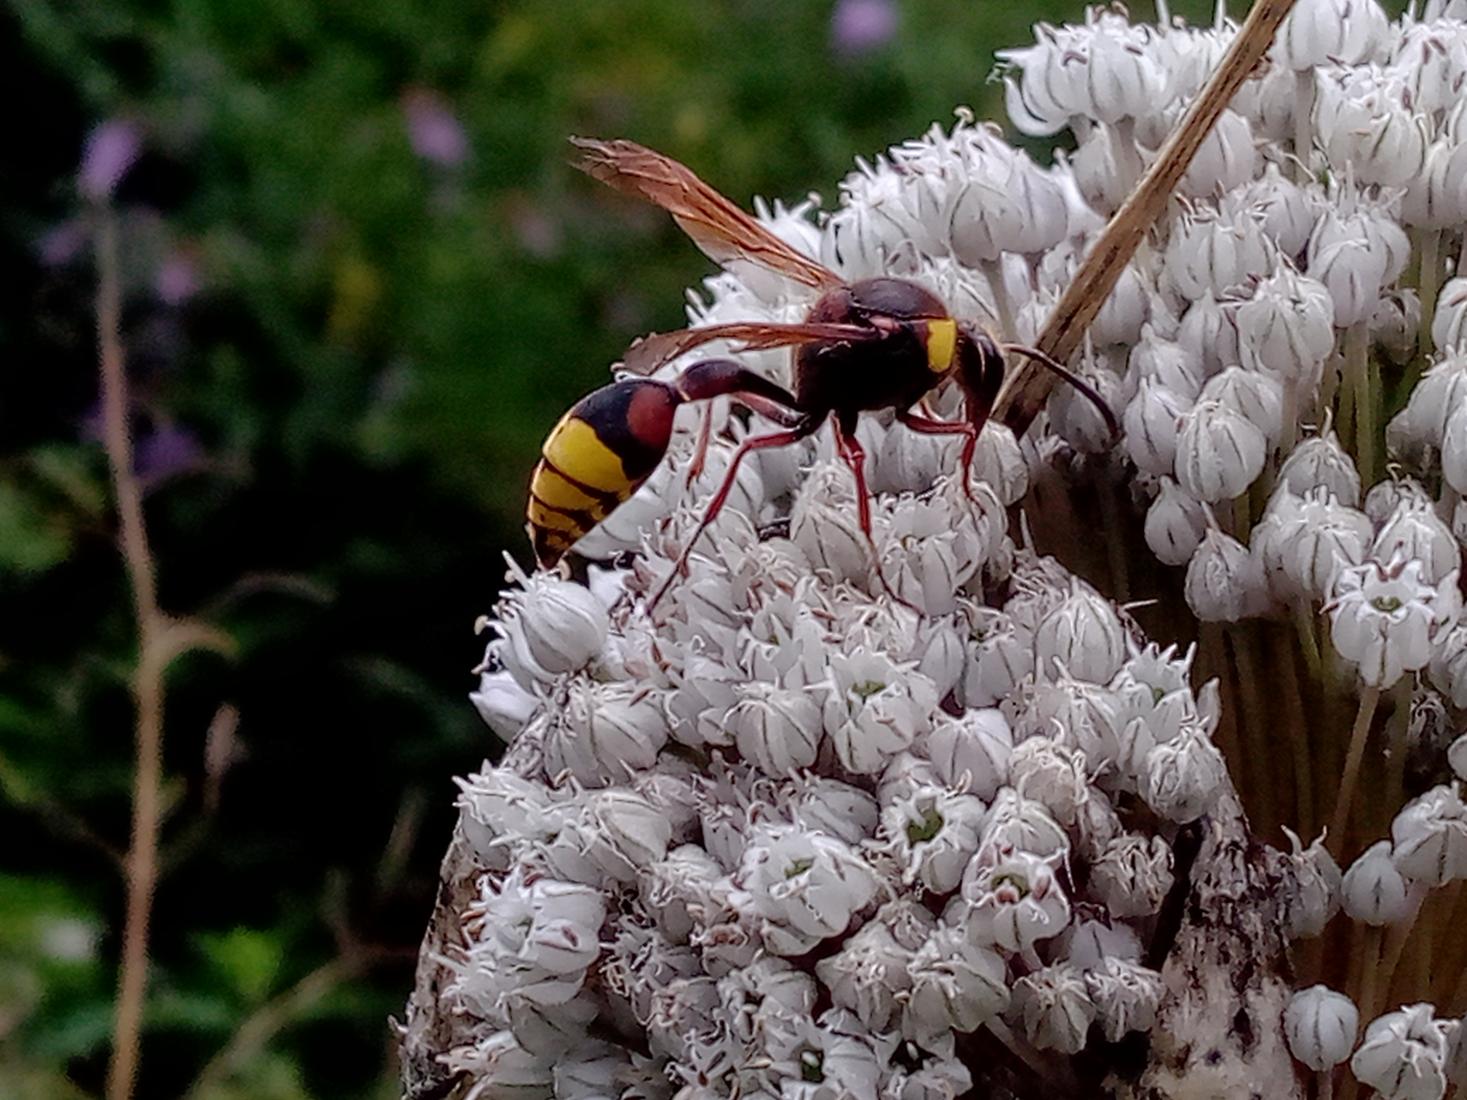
[834,417,919,614]
[896,408,982,506]
[649,419,817,614]
[685,404,714,488]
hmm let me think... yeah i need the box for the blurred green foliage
[0,0,1227,1096]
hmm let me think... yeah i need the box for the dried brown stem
[96,204,168,1100]
[997,0,1300,436]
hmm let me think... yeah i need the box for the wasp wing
[572,137,845,293]
[621,320,881,376]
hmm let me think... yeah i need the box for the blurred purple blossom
[156,249,202,306]
[401,89,469,168]
[830,0,898,56]
[135,423,204,483]
[79,119,142,201]
[38,219,89,267]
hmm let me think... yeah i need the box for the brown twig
[997,0,1300,437]
[180,952,384,1100]
[96,202,168,1100]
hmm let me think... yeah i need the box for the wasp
[527,138,1117,607]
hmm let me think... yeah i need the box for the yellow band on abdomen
[542,417,633,494]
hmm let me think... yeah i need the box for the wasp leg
[895,409,982,506]
[648,418,819,614]
[685,405,714,489]
[834,415,920,614]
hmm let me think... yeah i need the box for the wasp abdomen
[528,379,680,567]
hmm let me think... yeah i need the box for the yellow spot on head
[925,319,957,373]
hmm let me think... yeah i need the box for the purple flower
[401,89,469,168]
[79,119,142,201]
[831,0,898,56]
[37,219,89,267]
[136,423,204,483]
[155,249,201,306]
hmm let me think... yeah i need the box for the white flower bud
[1034,579,1127,685]
[1391,785,1467,886]
[1145,478,1209,566]
[1315,69,1430,188]
[885,785,987,895]
[1444,402,1467,495]
[1143,723,1228,823]
[1058,917,1142,969]
[1167,208,1272,302]
[1401,141,1467,230]
[791,462,872,584]
[1125,381,1190,477]
[925,708,1013,801]
[958,605,1035,709]
[791,775,880,845]
[1091,834,1174,918]
[1275,0,1387,69]
[1091,261,1150,347]
[456,767,562,871]
[1309,237,1388,328]
[1185,528,1263,623]
[1372,501,1459,587]
[1129,326,1204,400]
[727,681,822,776]
[1329,557,1461,690]
[878,495,982,616]
[1285,985,1360,1070]
[1450,734,1467,783]
[904,925,1010,1043]
[980,787,1070,860]
[1351,1004,1450,1100]
[583,790,673,883]
[1085,957,1164,1042]
[960,845,1071,953]
[1277,433,1362,507]
[639,845,725,943]
[1048,361,1124,455]
[741,824,881,954]
[1175,399,1267,502]
[1234,265,1336,383]
[824,648,939,775]
[1010,964,1096,1054]
[971,422,1029,506]
[815,921,912,1032]
[1180,109,1259,198]
[470,667,540,742]
[1281,826,1343,939]
[1202,366,1284,449]
[1237,162,1319,257]
[1342,840,1412,925]
[1435,278,1467,353]
[1007,738,1089,826]
[1373,289,1423,366]
[550,679,670,788]
[1178,290,1241,379]
[497,574,610,689]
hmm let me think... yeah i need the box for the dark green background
[0,1,1230,1096]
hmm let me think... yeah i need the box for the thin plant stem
[1365,886,1427,1027]
[1328,684,1380,858]
[1346,322,1374,488]
[1275,626,1315,837]
[1293,600,1323,682]
[1232,625,1278,841]
[1319,1068,1334,1100]
[181,954,375,1100]
[1099,475,1131,604]
[1380,680,1413,840]
[1418,227,1442,360]
[1294,70,1315,182]
[96,205,168,1100]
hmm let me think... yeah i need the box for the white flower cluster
[460,543,1225,1096]
[424,0,1467,1097]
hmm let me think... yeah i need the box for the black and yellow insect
[528,138,1117,607]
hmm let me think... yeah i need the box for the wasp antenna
[1002,343,1121,444]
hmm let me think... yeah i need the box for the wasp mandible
[527,138,1117,608]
